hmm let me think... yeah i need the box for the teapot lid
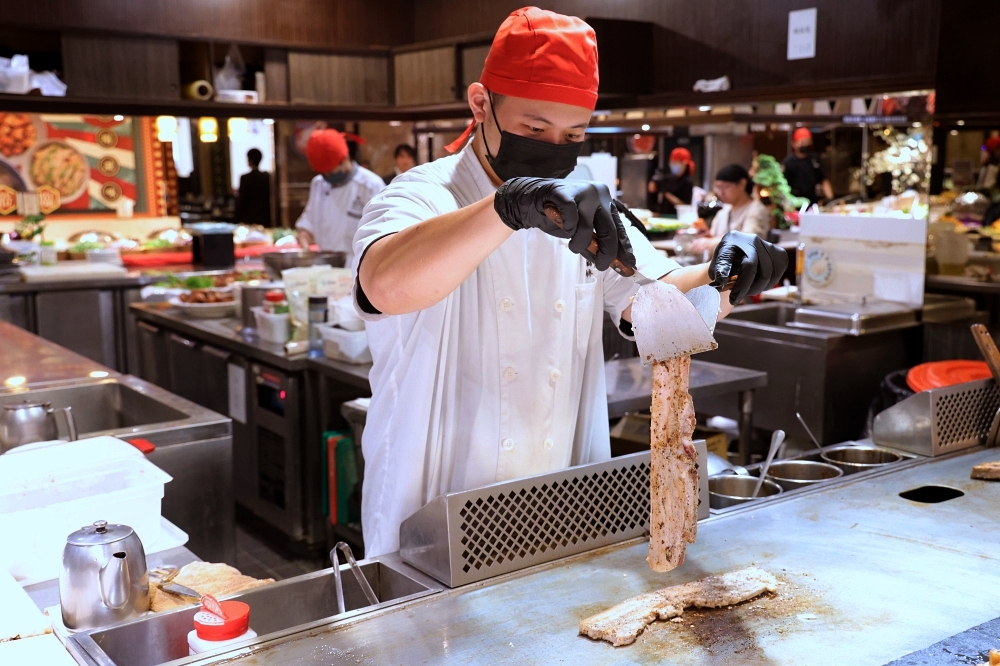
[3,400,49,410]
[67,520,135,546]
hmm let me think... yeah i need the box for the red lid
[193,598,250,641]
[906,361,993,393]
[264,290,286,302]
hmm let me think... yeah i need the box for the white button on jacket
[352,142,679,557]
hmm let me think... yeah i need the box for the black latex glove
[709,231,789,305]
[612,199,650,239]
[609,202,637,273]
[494,178,618,271]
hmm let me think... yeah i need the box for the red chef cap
[985,136,1000,152]
[446,7,599,153]
[792,127,813,143]
[305,129,365,173]
[669,147,695,176]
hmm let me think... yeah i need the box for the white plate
[168,296,238,318]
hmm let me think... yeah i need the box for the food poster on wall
[0,113,156,214]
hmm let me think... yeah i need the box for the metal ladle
[752,429,786,498]
[796,411,826,456]
[331,542,379,615]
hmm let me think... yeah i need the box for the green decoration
[753,155,810,228]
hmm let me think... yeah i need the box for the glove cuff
[493,183,523,232]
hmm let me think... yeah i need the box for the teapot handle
[47,406,77,441]
[99,552,130,610]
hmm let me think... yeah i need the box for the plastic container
[39,241,57,266]
[0,436,171,584]
[262,290,289,314]
[188,599,257,655]
[252,306,289,344]
[318,323,372,364]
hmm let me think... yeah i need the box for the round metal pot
[820,445,902,475]
[262,250,346,279]
[765,460,843,491]
[709,474,783,509]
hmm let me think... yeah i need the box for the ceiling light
[698,106,711,112]
[641,124,650,131]
[227,117,249,136]
[949,130,958,136]
[89,371,110,378]
[113,115,124,122]
[4,376,26,388]
[262,118,275,125]
[389,121,402,127]
[912,122,922,128]
[198,117,218,143]
[957,120,965,126]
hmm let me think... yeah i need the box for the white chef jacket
[352,143,680,556]
[296,165,385,268]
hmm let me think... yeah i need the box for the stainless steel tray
[873,377,1000,456]
[791,300,918,335]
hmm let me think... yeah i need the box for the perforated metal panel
[874,378,1000,456]
[400,451,654,587]
[932,382,1000,451]
[458,462,650,574]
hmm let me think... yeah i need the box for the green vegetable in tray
[182,276,215,289]
[142,238,173,250]
[69,240,103,253]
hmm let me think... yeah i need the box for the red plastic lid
[193,598,250,641]
[906,361,993,393]
[264,290,286,302]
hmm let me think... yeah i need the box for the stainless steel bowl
[765,460,843,491]
[709,474,783,509]
[820,445,902,475]
[262,250,347,279]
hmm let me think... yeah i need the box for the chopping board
[0,572,50,641]
[19,262,128,283]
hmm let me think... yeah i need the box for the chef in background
[295,129,385,267]
[233,148,272,226]
[691,164,770,254]
[351,7,787,556]
[383,144,417,185]
[781,128,833,204]
[648,147,695,215]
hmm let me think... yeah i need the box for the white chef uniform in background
[352,142,679,556]
[296,167,385,269]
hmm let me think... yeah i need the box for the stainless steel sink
[0,380,187,437]
[725,301,798,327]
[69,556,442,666]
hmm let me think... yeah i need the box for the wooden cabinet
[394,46,457,106]
[288,51,388,106]
[61,35,180,100]
[460,44,490,89]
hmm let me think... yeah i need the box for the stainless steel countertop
[0,274,153,294]
[193,447,1000,665]
[0,319,113,387]
[606,357,768,418]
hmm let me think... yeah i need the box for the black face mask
[482,92,583,182]
[323,162,355,187]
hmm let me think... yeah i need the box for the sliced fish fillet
[647,356,699,572]
[579,567,777,647]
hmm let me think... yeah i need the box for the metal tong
[331,542,379,615]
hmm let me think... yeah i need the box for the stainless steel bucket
[238,282,279,332]
[709,474,782,509]
[765,460,843,491]
[820,445,902,475]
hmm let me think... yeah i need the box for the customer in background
[233,148,272,226]
[648,147,695,215]
[383,144,417,185]
[691,164,770,254]
[296,129,385,268]
[781,128,833,204]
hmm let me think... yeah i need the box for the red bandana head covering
[668,147,696,176]
[446,7,599,153]
[306,129,365,173]
[792,127,813,143]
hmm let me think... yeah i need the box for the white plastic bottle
[188,599,257,655]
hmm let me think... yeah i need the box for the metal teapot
[60,521,149,631]
[0,400,77,452]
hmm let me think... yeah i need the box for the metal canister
[308,295,328,353]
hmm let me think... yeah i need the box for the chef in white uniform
[295,129,385,268]
[353,7,787,556]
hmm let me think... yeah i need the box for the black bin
[187,222,236,268]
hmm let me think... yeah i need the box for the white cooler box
[0,436,174,585]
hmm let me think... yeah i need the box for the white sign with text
[787,8,817,60]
